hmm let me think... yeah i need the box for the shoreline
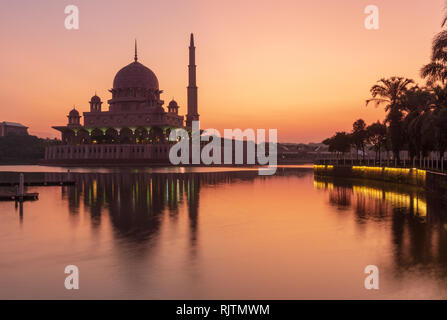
[314,164,447,203]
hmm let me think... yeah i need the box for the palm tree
[430,85,447,164]
[421,9,447,84]
[401,86,433,161]
[366,77,414,161]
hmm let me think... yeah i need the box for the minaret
[186,33,199,127]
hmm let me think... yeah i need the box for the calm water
[1,166,447,299]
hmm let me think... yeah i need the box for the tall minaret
[186,33,199,127]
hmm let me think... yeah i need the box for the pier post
[19,201,23,222]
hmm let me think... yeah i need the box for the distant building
[0,122,29,137]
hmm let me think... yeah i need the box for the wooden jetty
[0,192,39,201]
[0,181,74,186]
[0,173,39,202]
[0,172,76,202]
[0,171,75,187]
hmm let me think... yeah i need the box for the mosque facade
[44,34,199,165]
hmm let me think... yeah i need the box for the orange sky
[0,0,444,142]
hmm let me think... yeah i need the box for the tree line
[0,135,57,164]
[323,12,447,164]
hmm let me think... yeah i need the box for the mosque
[44,34,199,165]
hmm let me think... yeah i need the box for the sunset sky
[0,0,444,142]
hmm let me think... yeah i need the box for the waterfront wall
[314,165,426,187]
[42,143,265,166]
[314,165,447,201]
[44,144,171,162]
[42,142,310,166]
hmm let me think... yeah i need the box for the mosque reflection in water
[314,176,447,276]
[61,171,263,243]
[55,170,447,284]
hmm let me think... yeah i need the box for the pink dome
[113,61,159,90]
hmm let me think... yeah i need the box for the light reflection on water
[1,168,447,299]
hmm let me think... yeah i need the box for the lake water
[1,165,447,299]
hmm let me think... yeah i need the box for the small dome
[113,61,159,90]
[68,108,79,117]
[90,95,101,103]
[169,99,178,107]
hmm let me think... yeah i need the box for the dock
[0,181,74,186]
[0,171,76,202]
[0,192,39,201]
[0,171,75,187]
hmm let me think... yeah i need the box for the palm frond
[366,98,389,108]
[421,62,447,83]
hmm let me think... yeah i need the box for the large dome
[113,61,159,90]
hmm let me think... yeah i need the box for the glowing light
[92,179,97,201]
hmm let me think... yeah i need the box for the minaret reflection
[314,176,447,275]
[186,174,199,256]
